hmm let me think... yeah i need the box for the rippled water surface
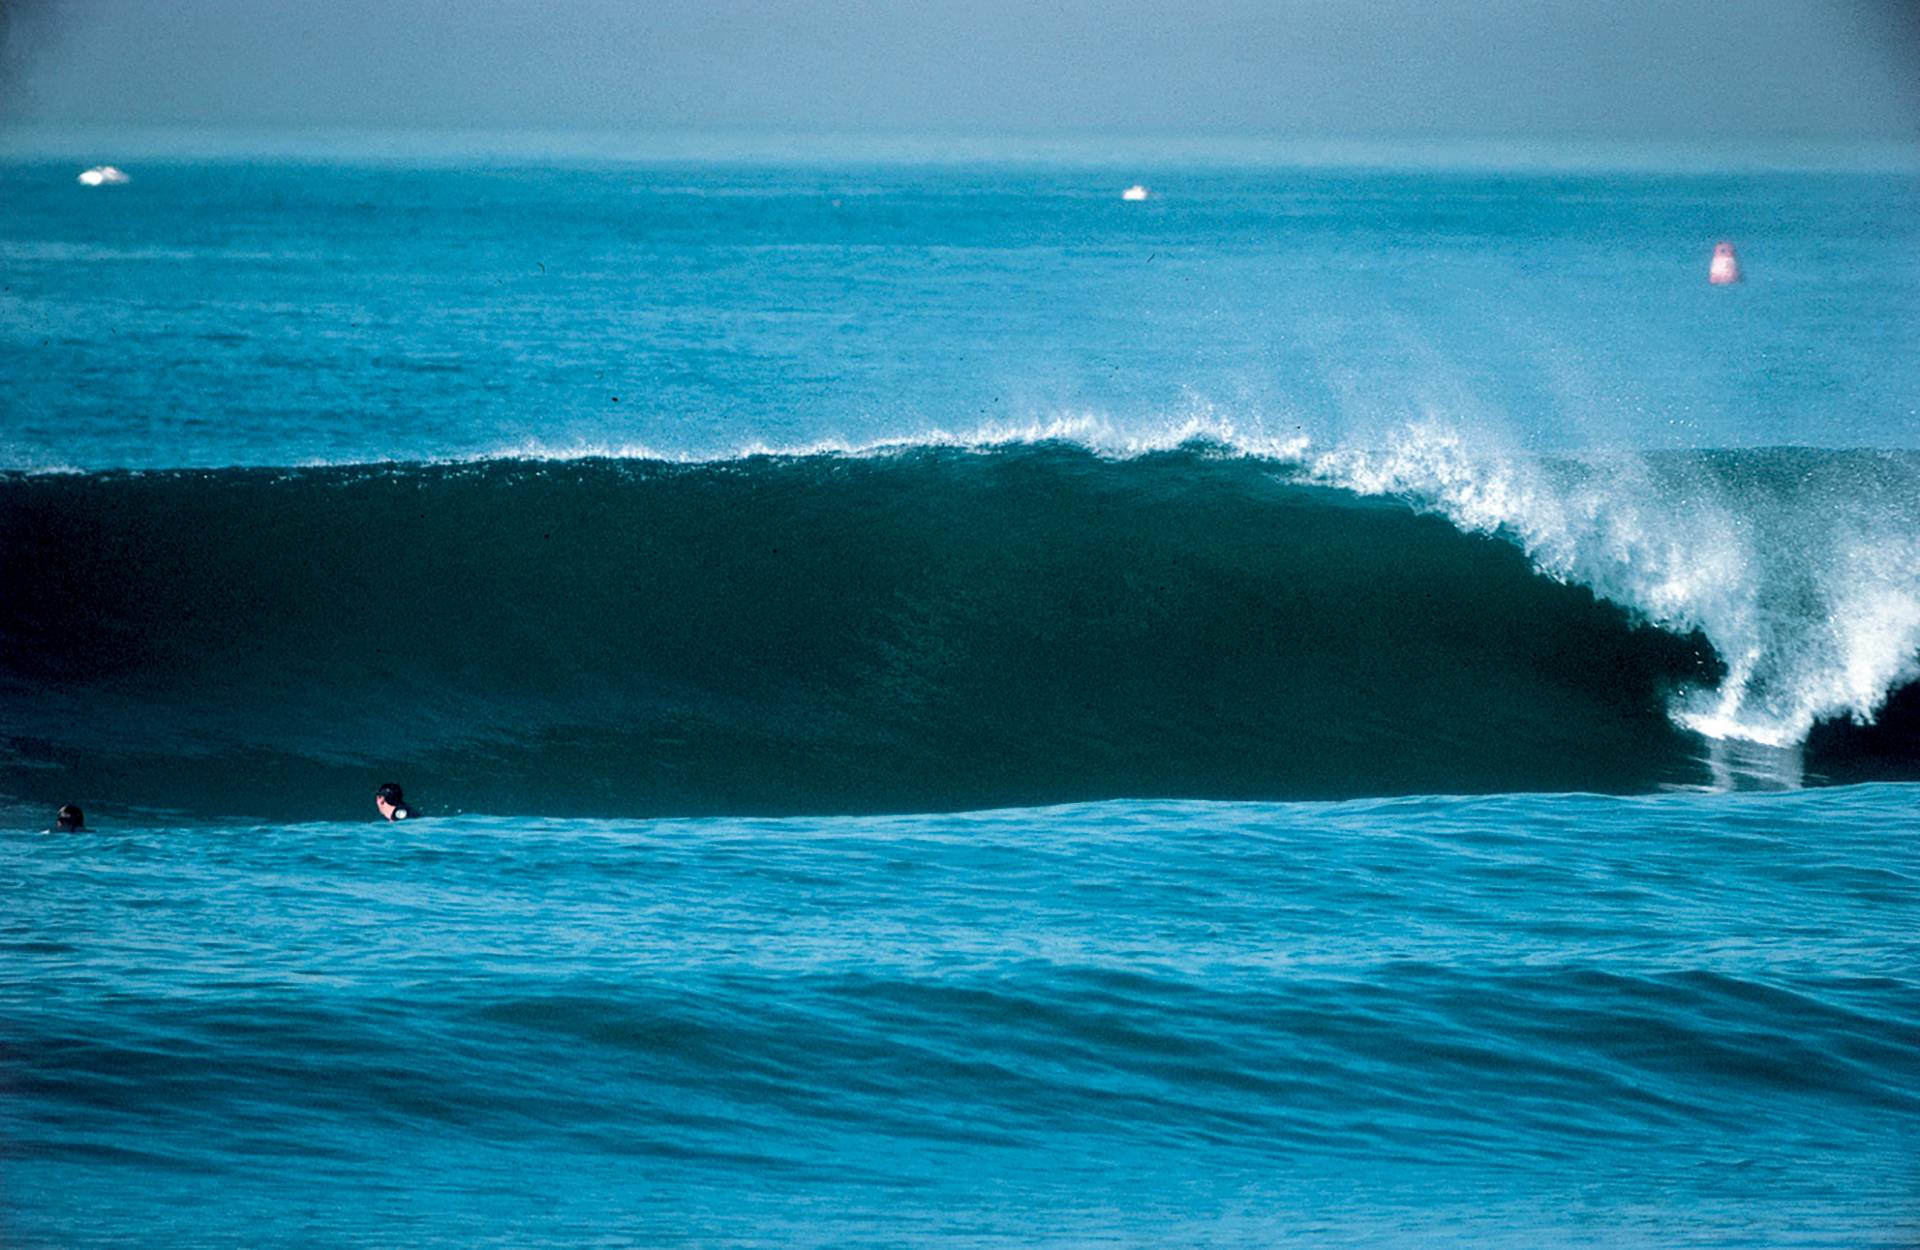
[6,788,1917,1247]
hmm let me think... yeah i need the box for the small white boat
[1709,241,1740,285]
[1121,184,1150,202]
[77,166,131,187]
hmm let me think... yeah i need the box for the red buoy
[1709,241,1741,285]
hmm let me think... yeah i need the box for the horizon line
[6,125,1920,173]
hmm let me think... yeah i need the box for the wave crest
[1307,422,1920,746]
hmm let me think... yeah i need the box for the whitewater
[2,150,1917,1246]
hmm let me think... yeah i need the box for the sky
[1,0,1917,143]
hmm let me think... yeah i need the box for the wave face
[2,442,1915,820]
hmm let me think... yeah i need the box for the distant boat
[1709,241,1740,285]
[77,166,131,187]
[1122,184,1150,202]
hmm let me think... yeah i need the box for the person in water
[374,783,415,822]
[54,805,84,832]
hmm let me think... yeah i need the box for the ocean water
[3,146,1918,1245]
[5,792,1919,1248]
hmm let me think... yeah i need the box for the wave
[2,437,1915,820]
[1304,426,1920,747]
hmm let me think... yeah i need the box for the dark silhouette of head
[374,783,412,821]
[55,805,84,832]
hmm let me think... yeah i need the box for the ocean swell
[2,440,1913,820]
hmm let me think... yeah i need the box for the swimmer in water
[54,805,84,832]
[374,783,414,822]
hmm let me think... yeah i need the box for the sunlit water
[3,150,1918,1245]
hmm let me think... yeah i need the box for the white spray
[1306,421,1920,747]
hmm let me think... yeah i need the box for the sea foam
[1306,421,1920,746]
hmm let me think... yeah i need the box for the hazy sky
[3,0,1917,141]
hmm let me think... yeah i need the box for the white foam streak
[473,410,1311,467]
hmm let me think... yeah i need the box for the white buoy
[1121,184,1150,202]
[77,166,130,187]
[1709,241,1740,285]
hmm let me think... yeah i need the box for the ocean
[2,142,1917,1246]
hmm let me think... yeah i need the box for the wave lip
[465,410,1313,469]
[1304,424,1920,751]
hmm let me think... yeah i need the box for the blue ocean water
[3,143,1919,1244]
[5,793,1918,1247]
[2,151,1917,468]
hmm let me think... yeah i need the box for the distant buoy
[1122,184,1150,202]
[77,166,130,187]
[1709,241,1740,285]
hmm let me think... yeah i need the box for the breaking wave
[2,432,1914,820]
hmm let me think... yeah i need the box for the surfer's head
[54,805,84,832]
[374,783,412,822]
